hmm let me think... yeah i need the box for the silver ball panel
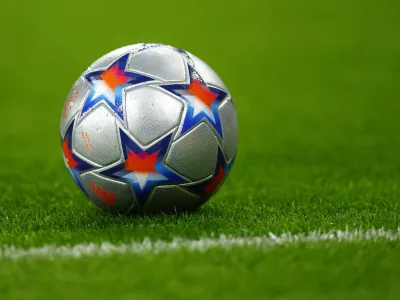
[80,171,135,213]
[89,44,142,71]
[165,123,218,181]
[125,85,183,146]
[73,105,121,166]
[128,46,187,82]
[60,76,90,136]
[142,185,203,213]
[219,100,239,162]
[188,53,228,92]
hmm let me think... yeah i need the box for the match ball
[60,43,238,214]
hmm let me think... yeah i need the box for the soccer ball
[60,43,238,214]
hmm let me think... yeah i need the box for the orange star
[124,150,159,173]
[62,139,78,169]
[188,80,217,108]
[100,64,131,91]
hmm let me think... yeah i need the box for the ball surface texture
[60,43,238,214]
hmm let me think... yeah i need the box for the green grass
[1,0,400,299]
[2,243,400,300]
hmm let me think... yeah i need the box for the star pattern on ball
[81,53,154,120]
[159,66,227,138]
[186,147,235,197]
[61,121,95,194]
[100,129,186,206]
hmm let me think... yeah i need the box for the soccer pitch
[1,0,400,299]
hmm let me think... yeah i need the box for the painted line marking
[1,228,399,261]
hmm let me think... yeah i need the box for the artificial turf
[1,0,400,299]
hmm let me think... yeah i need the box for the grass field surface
[1,0,400,299]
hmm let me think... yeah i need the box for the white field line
[1,228,399,261]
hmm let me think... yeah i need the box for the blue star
[81,54,154,120]
[100,129,186,206]
[61,121,95,195]
[159,65,228,138]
